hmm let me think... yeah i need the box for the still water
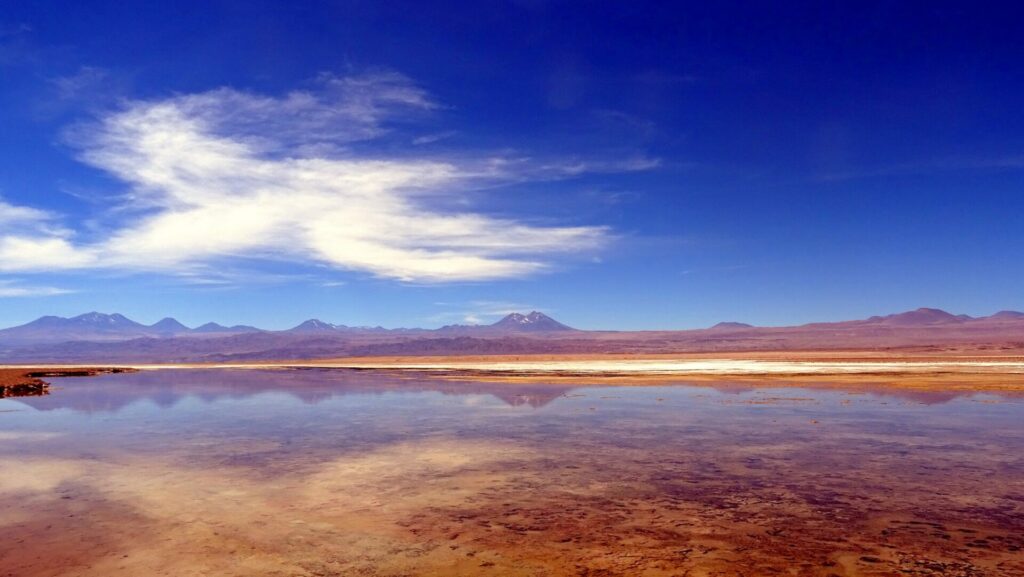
[1,369,1022,576]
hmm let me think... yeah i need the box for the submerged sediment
[0,367,134,398]
[2,367,1024,575]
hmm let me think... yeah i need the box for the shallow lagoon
[1,369,1023,576]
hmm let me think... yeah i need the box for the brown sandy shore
[0,368,135,397]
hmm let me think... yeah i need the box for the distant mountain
[288,319,343,333]
[193,322,229,333]
[289,320,395,334]
[150,317,190,334]
[491,311,574,332]
[0,312,153,344]
[989,310,1024,320]
[192,322,262,335]
[436,323,479,332]
[1,307,1022,361]
[865,308,965,326]
[709,322,753,330]
[0,313,264,345]
[71,312,147,330]
[435,311,575,333]
[285,312,576,335]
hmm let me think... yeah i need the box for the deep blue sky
[1,1,1022,330]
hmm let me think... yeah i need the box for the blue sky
[1,1,1022,330]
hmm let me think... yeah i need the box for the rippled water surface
[1,369,1023,576]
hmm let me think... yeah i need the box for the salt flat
[324,359,1024,374]
[76,358,1024,376]
[9,358,1024,375]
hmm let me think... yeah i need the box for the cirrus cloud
[0,280,74,298]
[0,72,638,283]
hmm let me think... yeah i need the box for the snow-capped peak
[491,311,573,331]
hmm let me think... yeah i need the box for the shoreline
[0,367,136,398]
[4,353,1024,394]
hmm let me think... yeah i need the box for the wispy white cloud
[412,130,457,145]
[0,197,50,223]
[0,236,96,271]
[0,196,96,271]
[535,155,661,177]
[0,280,74,298]
[49,66,111,101]
[0,71,655,283]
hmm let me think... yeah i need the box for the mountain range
[0,310,573,345]
[0,312,263,344]
[0,307,1021,363]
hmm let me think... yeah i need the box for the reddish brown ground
[0,368,134,397]
[0,367,134,385]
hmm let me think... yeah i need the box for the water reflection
[1,369,1022,576]
[10,368,577,413]
[5,367,1005,415]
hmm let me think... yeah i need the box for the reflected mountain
[5,368,998,415]
[9,368,577,414]
[698,380,979,405]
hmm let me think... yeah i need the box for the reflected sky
[2,369,1023,576]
